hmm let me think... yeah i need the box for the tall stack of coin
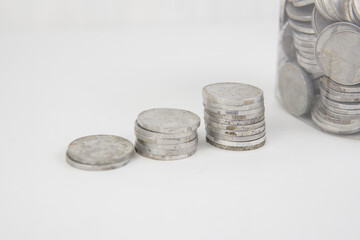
[134,108,201,160]
[202,83,266,151]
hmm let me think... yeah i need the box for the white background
[0,1,359,240]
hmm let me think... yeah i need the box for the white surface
[0,18,360,240]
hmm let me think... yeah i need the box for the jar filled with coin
[278,0,360,135]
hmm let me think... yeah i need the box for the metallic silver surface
[66,135,134,170]
[136,137,198,150]
[202,82,266,151]
[286,2,314,21]
[281,21,297,61]
[202,82,264,106]
[137,108,200,134]
[279,62,314,116]
[315,22,360,86]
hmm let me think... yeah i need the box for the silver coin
[206,124,265,137]
[136,136,198,150]
[204,104,265,117]
[317,99,360,121]
[134,121,195,139]
[349,0,360,25]
[353,0,360,23]
[66,135,134,170]
[320,76,360,93]
[320,97,360,115]
[135,140,198,156]
[66,154,131,171]
[312,7,335,35]
[204,112,264,126]
[321,95,360,110]
[135,130,197,145]
[311,104,360,134]
[279,62,314,116]
[291,0,315,7]
[202,82,264,106]
[297,49,316,59]
[315,100,359,124]
[294,41,315,53]
[207,128,266,142]
[204,109,264,121]
[297,56,323,75]
[289,19,316,34]
[281,21,297,61]
[206,134,266,148]
[296,52,318,65]
[315,22,360,86]
[137,108,200,134]
[320,83,360,102]
[205,118,265,131]
[135,147,197,161]
[286,2,314,21]
[330,0,352,22]
[293,35,316,48]
[203,98,264,111]
[292,29,317,42]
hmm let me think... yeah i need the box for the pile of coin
[134,108,201,160]
[66,135,134,171]
[202,83,266,151]
[312,77,360,134]
[279,0,360,135]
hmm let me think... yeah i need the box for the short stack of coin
[134,108,201,160]
[311,77,360,134]
[66,135,134,171]
[202,82,266,151]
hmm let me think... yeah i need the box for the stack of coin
[311,77,360,134]
[66,135,134,171]
[134,108,201,160]
[285,1,323,77]
[202,82,266,151]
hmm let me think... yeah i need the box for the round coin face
[67,135,134,170]
[315,22,360,86]
[279,62,314,116]
[137,108,200,134]
[202,82,264,106]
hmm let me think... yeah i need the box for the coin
[135,130,197,145]
[281,21,297,61]
[137,108,201,134]
[202,82,264,106]
[136,137,198,150]
[66,135,134,170]
[320,76,360,93]
[204,112,265,126]
[204,108,264,121]
[279,62,314,116]
[205,118,265,131]
[203,98,264,111]
[205,124,266,137]
[315,22,360,86]
[135,148,197,161]
[206,135,266,150]
[134,121,195,139]
[289,19,316,34]
[135,140,198,156]
[286,2,314,21]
